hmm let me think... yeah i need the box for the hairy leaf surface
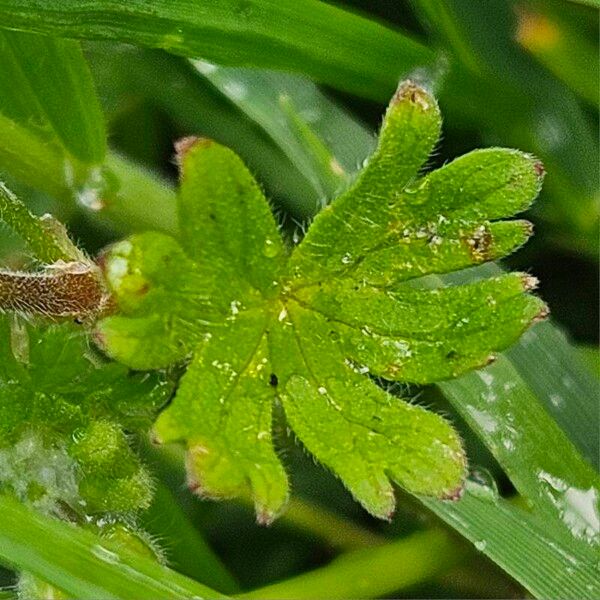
[97,82,545,520]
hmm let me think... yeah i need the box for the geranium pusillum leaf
[96,81,546,521]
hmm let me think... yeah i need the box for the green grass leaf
[0,29,105,165]
[0,0,432,101]
[0,495,225,599]
[189,61,374,208]
[0,29,108,210]
[0,32,177,237]
[439,354,600,544]
[97,82,544,520]
[420,483,600,600]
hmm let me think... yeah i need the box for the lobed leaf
[97,82,545,520]
[155,309,288,523]
[269,303,465,518]
[290,81,442,282]
[176,138,285,296]
[293,273,545,383]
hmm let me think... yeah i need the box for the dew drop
[75,165,119,212]
[467,468,499,502]
[263,238,280,258]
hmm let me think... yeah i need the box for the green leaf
[0,0,433,101]
[189,61,374,206]
[420,483,600,600]
[515,4,599,107]
[0,31,178,238]
[0,29,105,165]
[440,354,600,543]
[98,82,544,520]
[240,528,467,599]
[411,0,599,256]
[0,317,170,515]
[0,29,108,210]
[0,182,81,263]
[509,320,599,468]
[294,273,544,383]
[0,494,225,600]
[157,309,289,524]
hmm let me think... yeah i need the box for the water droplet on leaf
[262,238,280,258]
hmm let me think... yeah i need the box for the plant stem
[277,497,385,551]
[238,528,467,599]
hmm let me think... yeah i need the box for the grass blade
[142,481,240,593]
[0,29,105,166]
[0,495,226,600]
[420,484,600,600]
[190,62,375,205]
[0,0,432,101]
[506,320,599,467]
[239,529,467,599]
[87,46,372,218]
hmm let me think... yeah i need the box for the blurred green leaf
[0,0,432,101]
[189,61,375,206]
[0,30,105,165]
[87,46,332,218]
[516,2,599,107]
[0,30,110,215]
[566,0,600,7]
[0,317,169,515]
[0,30,178,237]
[240,528,467,599]
[87,45,374,218]
[0,495,225,599]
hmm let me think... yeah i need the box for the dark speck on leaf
[269,373,278,387]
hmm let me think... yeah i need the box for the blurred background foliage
[0,1,597,598]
